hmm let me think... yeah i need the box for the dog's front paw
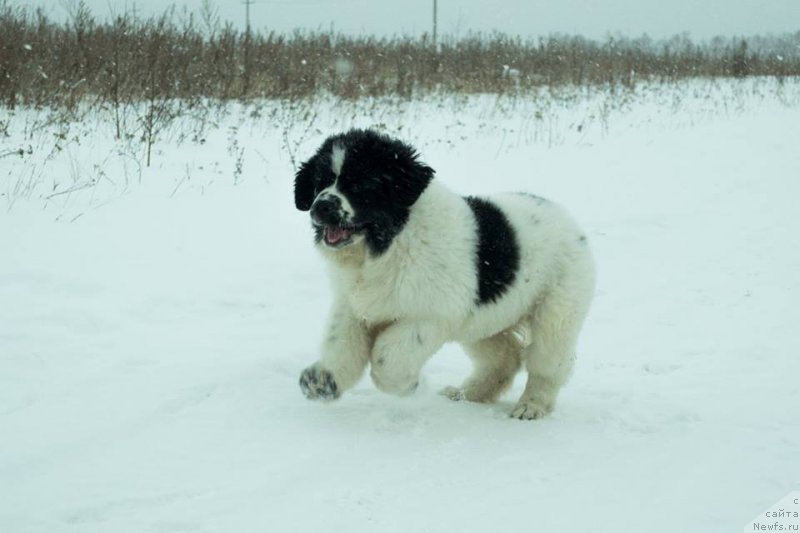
[299,364,339,401]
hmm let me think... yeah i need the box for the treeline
[1,0,800,108]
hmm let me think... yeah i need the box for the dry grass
[1,0,799,110]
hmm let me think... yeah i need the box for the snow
[2,79,799,532]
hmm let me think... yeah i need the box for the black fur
[294,159,318,212]
[465,197,520,305]
[294,129,435,256]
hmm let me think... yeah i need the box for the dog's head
[294,129,434,255]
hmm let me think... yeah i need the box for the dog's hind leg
[511,266,594,420]
[442,330,524,403]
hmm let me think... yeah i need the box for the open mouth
[321,224,364,247]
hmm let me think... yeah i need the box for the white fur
[330,144,345,176]
[310,181,595,419]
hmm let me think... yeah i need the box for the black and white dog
[295,129,595,419]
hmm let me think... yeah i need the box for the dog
[294,129,595,419]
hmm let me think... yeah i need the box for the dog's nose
[310,195,342,225]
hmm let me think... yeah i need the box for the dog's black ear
[294,159,316,211]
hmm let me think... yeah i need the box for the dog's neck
[320,238,368,269]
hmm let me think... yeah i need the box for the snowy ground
[2,79,799,532]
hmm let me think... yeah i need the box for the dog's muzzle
[311,194,363,247]
[310,195,344,226]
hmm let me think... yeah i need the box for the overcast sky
[24,0,800,40]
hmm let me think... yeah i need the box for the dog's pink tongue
[325,226,349,244]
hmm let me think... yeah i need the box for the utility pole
[244,0,254,33]
[432,0,438,49]
[243,0,255,97]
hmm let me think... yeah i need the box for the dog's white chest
[346,266,402,325]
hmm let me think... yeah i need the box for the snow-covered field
[2,79,799,532]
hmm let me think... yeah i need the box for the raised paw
[369,364,420,396]
[510,401,551,420]
[299,364,339,401]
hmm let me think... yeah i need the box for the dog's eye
[347,178,380,193]
[315,172,335,193]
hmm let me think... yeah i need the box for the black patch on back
[465,197,520,305]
